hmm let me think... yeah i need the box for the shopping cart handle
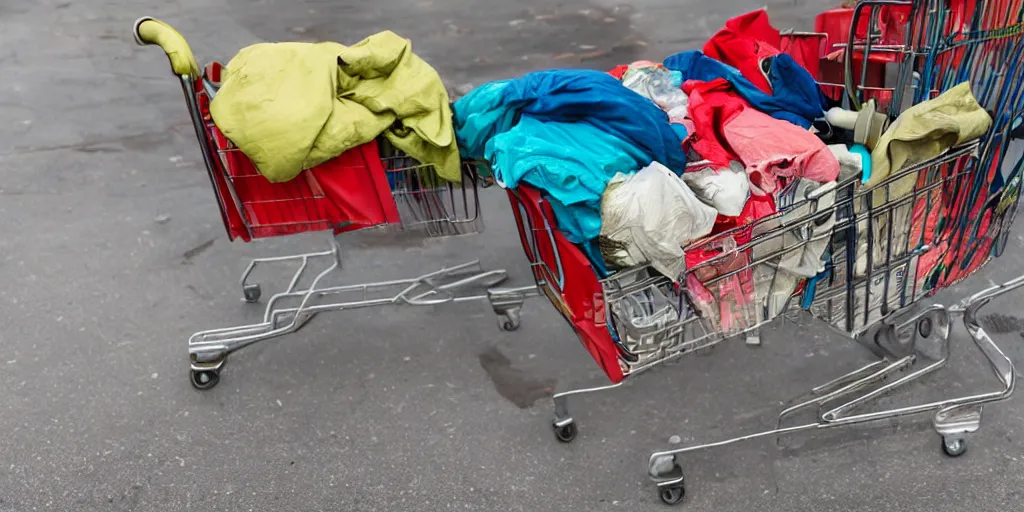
[132,16,201,79]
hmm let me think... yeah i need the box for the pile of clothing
[209,31,461,183]
[453,8,992,333]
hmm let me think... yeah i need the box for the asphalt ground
[1,0,1023,510]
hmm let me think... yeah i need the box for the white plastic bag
[600,161,717,279]
[681,161,751,217]
[621,66,689,123]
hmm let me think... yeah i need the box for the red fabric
[779,32,825,80]
[607,65,629,80]
[713,193,776,234]
[703,9,782,93]
[196,80,400,242]
[682,79,746,167]
[507,186,625,383]
[685,78,839,196]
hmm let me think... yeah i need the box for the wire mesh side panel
[677,177,849,343]
[907,0,1024,286]
[380,148,485,238]
[805,144,980,332]
[601,267,708,374]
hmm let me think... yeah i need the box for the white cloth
[751,178,838,320]
[600,161,717,278]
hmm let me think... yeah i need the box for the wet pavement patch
[981,313,1024,334]
[478,346,555,409]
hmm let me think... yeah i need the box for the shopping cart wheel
[498,309,521,332]
[242,284,262,303]
[553,422,577,443]
[659,484,685,506]
[190,369,221,391]
[941,437,967,457]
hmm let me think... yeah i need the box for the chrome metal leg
[188,236,513,390]
[647,275,1022,501]
[238,247,337,303]
[550,382,625,443]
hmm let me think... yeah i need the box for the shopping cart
[487,0,1024,504]
[133,17,515,390]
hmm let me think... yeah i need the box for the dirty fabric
[685,78,840,196]
[599,162,717,278]
[487,116,651,244]
[210,31,460,183]
[664,50,827,129]
[453,69,689,174]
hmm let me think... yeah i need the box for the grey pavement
[2,0,1024,510]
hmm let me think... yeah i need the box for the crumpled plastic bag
[682,161,751,217]
[621,65,689,123]
[600,161,717,279]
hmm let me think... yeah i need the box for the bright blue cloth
[663,50,828,129]
[454,69,688,173]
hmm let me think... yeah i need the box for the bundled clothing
[455,70,688,172]
[685,78,840,197]
[210,31,460,183]
[664,50,827,129]
[454,69,688,246]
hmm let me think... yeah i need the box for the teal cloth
[489,117,651,244]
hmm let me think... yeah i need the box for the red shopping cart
[486,0,1024,504]
[133,17,511,390]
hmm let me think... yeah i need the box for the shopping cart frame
[488,0,1024,505]
[133,17,515,390]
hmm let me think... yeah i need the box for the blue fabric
[453,69,687,246]
[488,117,651,243]
[454,69,688,173]
[663,50,828,129]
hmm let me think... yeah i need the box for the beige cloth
[866,82,991,201]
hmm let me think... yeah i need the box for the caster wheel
[659,485,685,506]
[190,369,221,390]
[554,422,577,443]
[498,310,521,332]
[242,284,262,303]
[942,437,967,457]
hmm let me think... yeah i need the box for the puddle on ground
[478,346,555,409]
[981,313,1024,335]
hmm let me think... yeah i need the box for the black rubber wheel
[502,320,519,332]
[243,284,262,303]
[918,317,933,338]
[554,422,577,443]
[659,485,685,506]
[942,437,967,457]
[190,369,221,391]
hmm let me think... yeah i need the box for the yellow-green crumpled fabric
[209,31,460,183]
[866,81,991,202]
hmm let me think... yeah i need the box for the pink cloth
[685,78,839,196]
